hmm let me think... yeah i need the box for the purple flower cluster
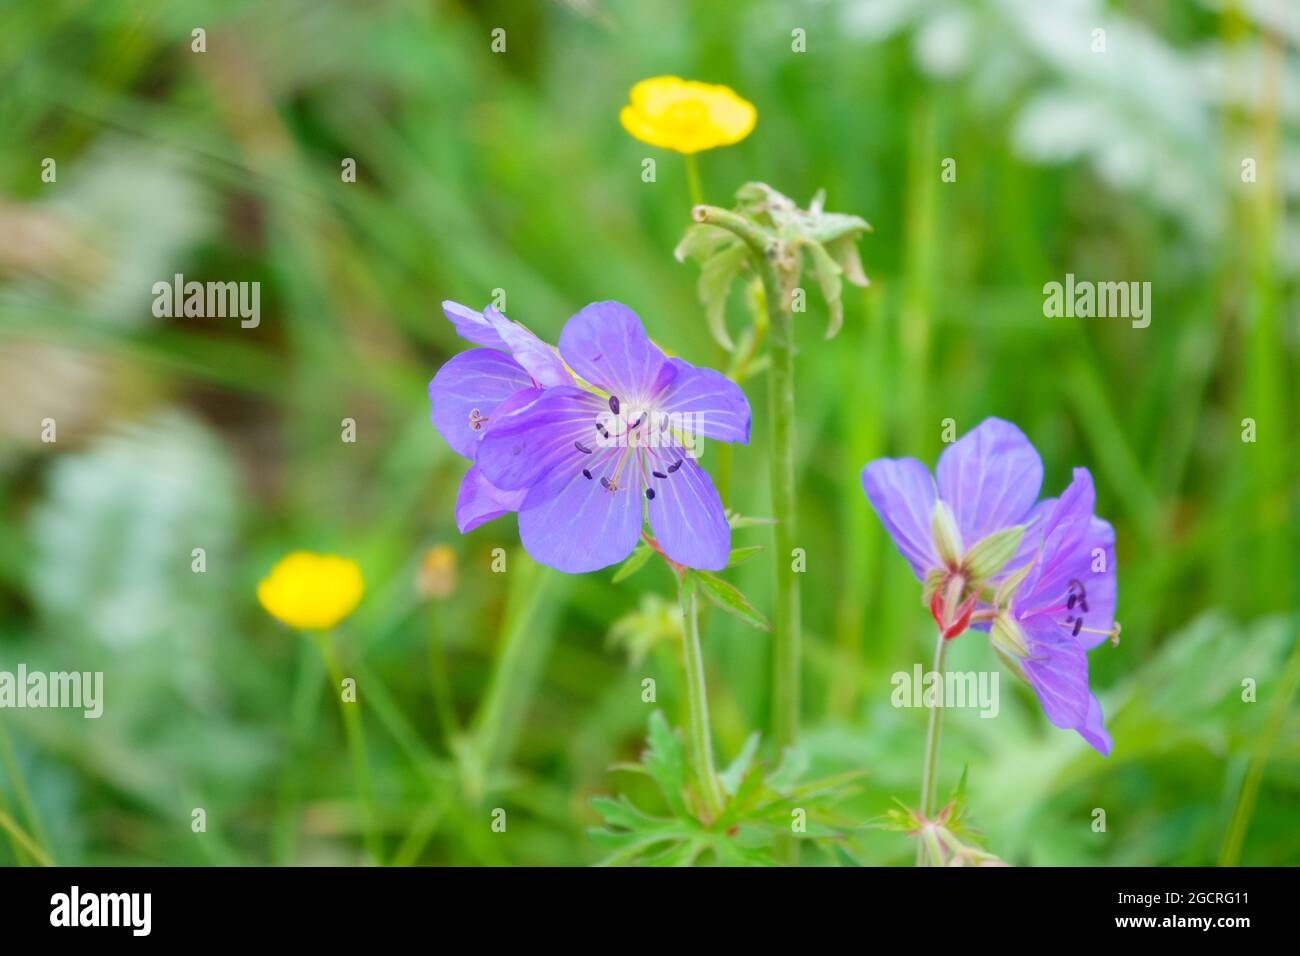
[862,418,1118,755]
[428,300,751,574]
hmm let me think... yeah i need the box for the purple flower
[429,300,751,574]
[861,417,1118,755]
[427,301,569,532]
[474,301,750,573]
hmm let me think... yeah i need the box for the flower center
[576,393,690,500]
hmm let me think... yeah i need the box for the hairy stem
[677,573,726,820]
[691,204,802,756]
[918,631,949,865]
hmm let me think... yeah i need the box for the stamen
[575,440,593,454]
[645,488,655,500]
[652,470,668,479]
[582,469,592,480]
[596,422,609,439]
[667,458,683,473]
[1067,593,1077,610]
[609,395,620,415]
[468,408,489,431]
[600,477,611,490]
[1071,618,1083,637]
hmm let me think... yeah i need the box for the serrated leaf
[692,570,771,631]
[718,731,761,795]
[643,710,688,817]
[611,541,654,583]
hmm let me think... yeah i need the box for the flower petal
[646,447,730,570]
[442,300,504,347]
[861,458,938,578]
[428,349,535,460]
[1021,468,1096,606]
[516,460,643,573]
[455,464,528,533]
[1019,617,1091,733]
[483,306,571,388]
[936,418,1043,546]
[1078,693,1113,756]
[476,385,608,491]
[653,357,751,444]
[558,301,668,401]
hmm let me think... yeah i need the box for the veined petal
[558,301,668,401]
[455,464,528,533]
[483,305,571,388]
[516,459,643,573]
[1078,693,1113,756]
[476,385,608,491]
[653,357,751,445]
[936,417,1043,546]
[861,458,938,578]
[1022,468,1096,603]
[1019,616,1091,733]
[645,445,730,570]
[428,349,535,460]
[442,300,504,348]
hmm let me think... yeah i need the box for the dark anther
[645,488,656,500]
[595,422,609,438]
[652,470,668,479]
[575,440,593,454]
[582,469,593,480]
[629,414,645,429]
[600,477,611,490]
[1080,599,1090,614]
[1067,593,1077,610]
[609,395,620,415]
[1072,618,1083,637]
[667,458,683,473]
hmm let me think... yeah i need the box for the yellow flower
[257,551,364,630]
[619,76,756,154]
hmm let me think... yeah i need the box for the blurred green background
[1,0,1297,866]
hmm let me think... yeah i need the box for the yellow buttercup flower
[620,76,756,154]
[257,551,364,630]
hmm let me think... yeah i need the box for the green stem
[677,572,726,820]
[313,630,382,864]
[691,205,802,755]
[683,153,704,207]
[917,631,949,865]
[272,638,323,864]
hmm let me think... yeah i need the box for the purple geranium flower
[861,418,1119,755]
[428,301,569,532]
[474,301,750,573]
[429,300,751,575]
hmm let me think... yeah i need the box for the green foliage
[590,712,863,865]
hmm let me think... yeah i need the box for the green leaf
[718,731,761,795]
[611,541,654,583]
[697,240,749,351]
[692,571,771,631]
[726,545,763,567]
[643,710,689,817]
[806,238,845,340]
[726,511,777,529]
